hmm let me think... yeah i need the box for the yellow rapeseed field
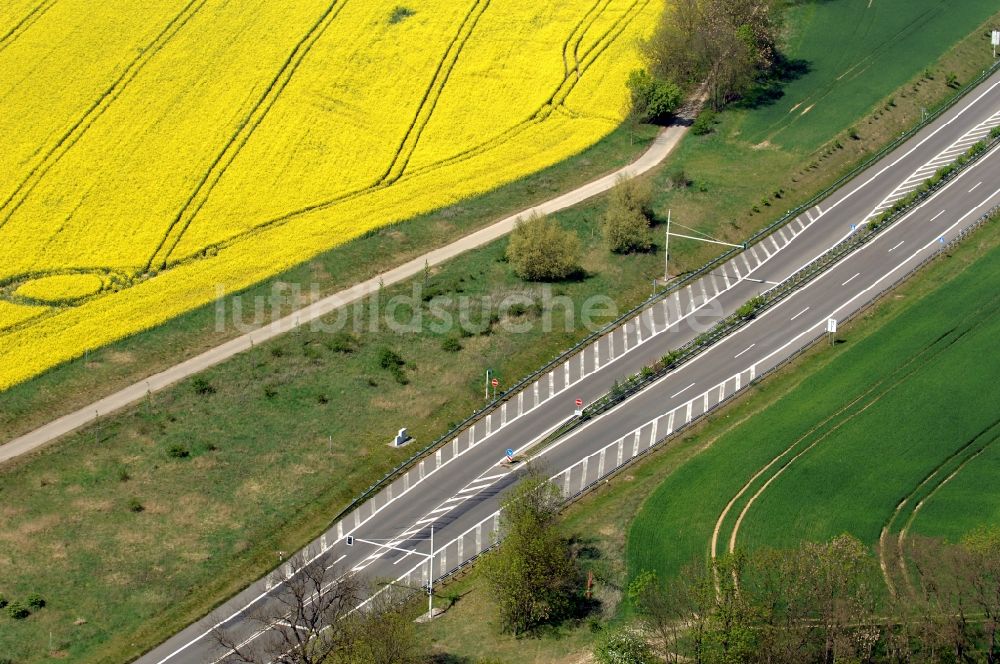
[0,0,660,389]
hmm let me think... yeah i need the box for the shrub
[848,126,860,140]
[593,626,656,664]
[441,337,462,352]
[945,72,958,88]
[506,213,580,281]
[263,385,279,399]
[626,69,682,123]
[324,331,358,354]
[602,177,652,254]
[128,498,144,513]
[668,169,691,189]
[377,348,409,384]
[991,126,1000,140]
[690,109,716,135]
[7,601,29,620]
[26,594,45,610]
[116,466,130,482]
[0,595,7,609]
[192,377,215,396]
[166,444,190,459]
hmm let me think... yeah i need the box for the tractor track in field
[711,294,996,561]
[374,0,492,187]
[0,0,208,231]
[0,0,55,53]
[162,0,650,266]
[146,0,352,270]
[881,421,1000,598]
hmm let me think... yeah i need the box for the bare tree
[210,553,407,664]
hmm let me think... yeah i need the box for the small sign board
[575,398,583,408]
[992,29,999,46]
[827,318,837,334]
[394,428,411,447]
[505,448,515,462]
[491,378,499,387]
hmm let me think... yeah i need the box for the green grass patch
[627,223,1000,589]
[741,0,999,152]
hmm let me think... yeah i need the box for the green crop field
[627,232,1000,591]
[736,0,998,151]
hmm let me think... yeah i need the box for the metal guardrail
[428,205,1000,597]
[546,134,1000,441]
[326,59,1000,532]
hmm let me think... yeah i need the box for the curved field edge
[0,0,655,389]
[0,120,658,441]
[625,218,1000,589]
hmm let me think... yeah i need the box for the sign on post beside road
[574,398,583,417]
[993,29,1000,57]
[827,318,837,334]
[505,448,514,462]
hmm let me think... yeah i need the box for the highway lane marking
[930,209,946,222]
[734,344,755,359]
[325,554,347,571]
[749,181,1000,376]
[528,159,1000,566]
[970,181,982,193]
[670,382,696,399]
[790,306,810,321]
[153,87,1000,664]
[888,240,905,253]
[841,272,861,286]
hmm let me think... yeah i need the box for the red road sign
[491,378,499,387]
[575,398,583,407]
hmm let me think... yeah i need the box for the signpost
[491,377,499,400]
[992,29,999,58]
[827,318,837,346]
[574,398,583,417]
[505,448,515,463]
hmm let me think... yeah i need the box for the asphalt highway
[140,69,1000,664]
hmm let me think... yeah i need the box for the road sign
[850,223,857,232]
[939,236,946,245]
[827,318,837,334]
[575,398,583,408]
[346,535,355,546]
[992,30,999,46]
[505,448,514,461]
[491,378,499,387]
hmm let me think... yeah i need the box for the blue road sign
[506,448,514,458]
[939,236,945,245]
[850,224,857,232]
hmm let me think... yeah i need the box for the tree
[603,175,653,254]
[593,626,658,664]
[645,0,783,109]
[506,213,581,281]
[480,464,581,634]
[626,69,683,123]
[212,554,421,664]
[628,569,696,663]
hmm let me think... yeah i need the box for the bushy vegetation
[642,0,784,110]
[626,69,683,123]
[505,213,581,281]
[603,176,654,254]
[630,532,1000,663]
[480,466,582,635]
